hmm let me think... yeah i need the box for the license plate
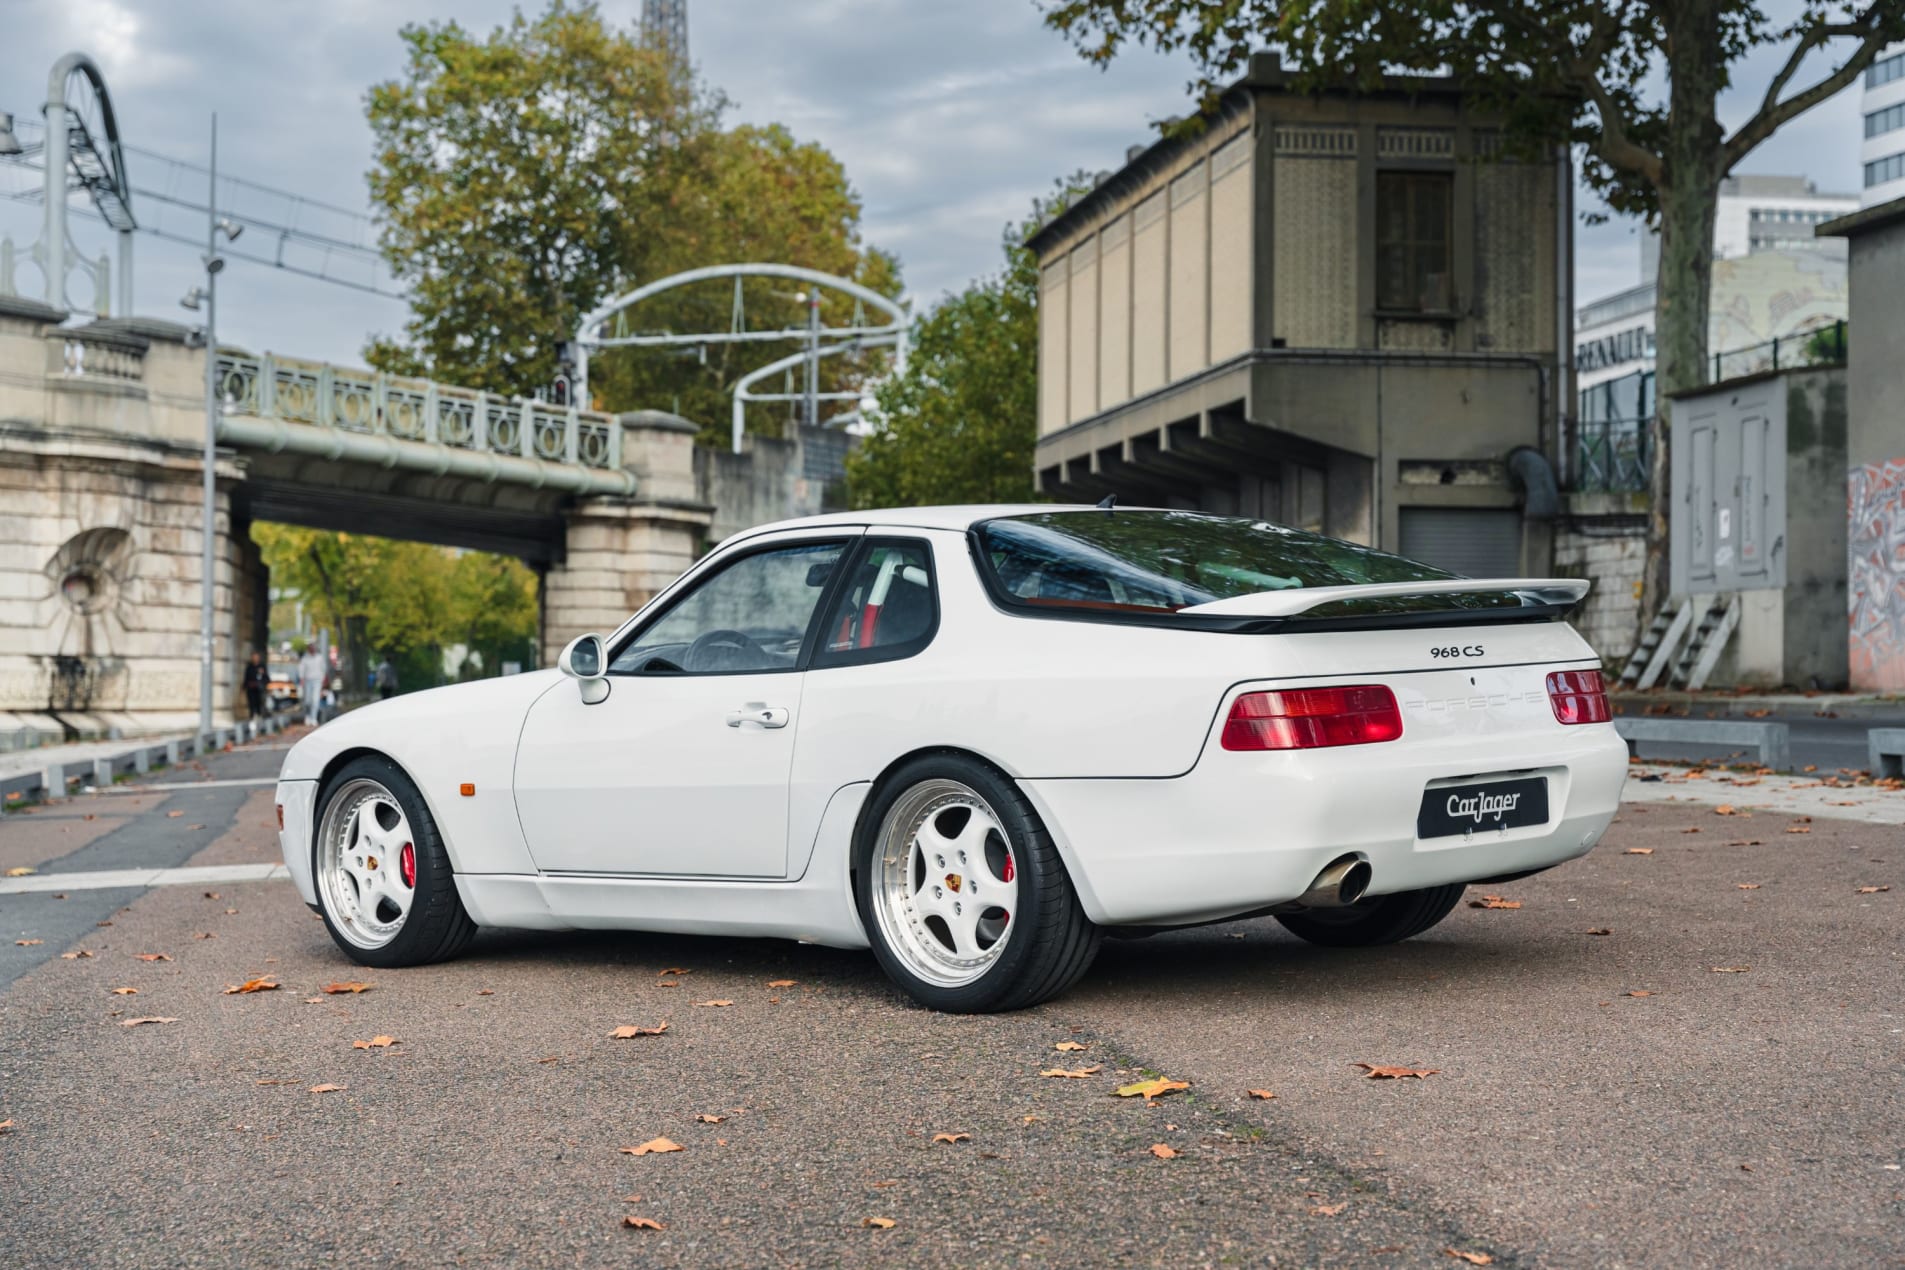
[1417,777,1549,840]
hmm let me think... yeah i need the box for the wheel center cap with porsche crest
[944,873,963,892]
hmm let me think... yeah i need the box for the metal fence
[1570,320,1847,493]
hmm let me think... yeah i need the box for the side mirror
[557,633,611,705]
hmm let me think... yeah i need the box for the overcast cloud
[0,0,1870,367]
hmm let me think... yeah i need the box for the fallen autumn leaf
[1054,1041,1088,1052]
[14,939,41,946]
[931,1132,971,1145]
[691,999,733,1008]
[1115,1077,1190,1101]
[863,1217,896,1229]
[110,987,137,995]
[1466,894,1521,909]
[1586,928,1612,936]
[1038,1065,1102,1079]
[222,977,279,995]
[767,979,797,987]
[1246,1089,1276,1100]
[1623,848,1654,855]
[620,1137,684,1156]
[1354,1064,1439,1079]
[610,1023,669,1038]
[321,982,373,994]
[1857,885,1891,894]
[1444,1250,1494,1266]
[622,1216,664,1230]
[1148,1143,1179,1158]
[1710,966,1751,973]
[694,1114,725,1124]
[351,1036,399,1049]
[119,1016,177,1027]
[1310,1202,1348,1216]
[134,953,171,962]
[308,1084,346,1094]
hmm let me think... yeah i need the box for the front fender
[279,671,565,876]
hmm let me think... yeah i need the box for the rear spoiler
[1180,578,1590,619]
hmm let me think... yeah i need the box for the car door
[513,532,856,878]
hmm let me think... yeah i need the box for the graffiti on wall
[1848,459,1905,691]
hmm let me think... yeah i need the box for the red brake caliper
[1000,850,1013,922]
[399,842,416,888]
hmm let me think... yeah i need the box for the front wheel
[313,755,476,968]
[1273,883,1466,948]
[855,755,1100,1013]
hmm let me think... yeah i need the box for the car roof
[722,503,1147,543]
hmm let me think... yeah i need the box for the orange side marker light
[275,804,285,830]
[459,783,476,797]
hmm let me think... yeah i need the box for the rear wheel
[313,755,476,968]
[856,755,1099,1013]
[1274,883,1465,948]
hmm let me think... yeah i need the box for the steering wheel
[684,628,762,671]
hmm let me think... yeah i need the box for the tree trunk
[1636,2,1726,641]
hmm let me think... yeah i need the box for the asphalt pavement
[1,735,1900,1268]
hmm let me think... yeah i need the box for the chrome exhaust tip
[1296,856,1372,908]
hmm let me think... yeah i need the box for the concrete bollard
[44,763,66,801]
[165,740,183,767]
[93,757,115,789]
[133,748,151,775]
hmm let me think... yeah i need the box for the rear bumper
[1021,724,1628,927]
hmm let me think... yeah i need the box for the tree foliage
[252,525,539,689]
[846,179,1092,509]
[364,0,899,444]
[1041,0,1905,625]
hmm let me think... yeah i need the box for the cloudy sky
[0,0,1875,367]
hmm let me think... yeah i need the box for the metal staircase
[1619,594,1741,691]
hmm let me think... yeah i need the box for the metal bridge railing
[213,351,621,473]
[1571,320,1847,494]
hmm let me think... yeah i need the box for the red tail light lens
[1221,685,1403,751]
[1547,669,1611,724]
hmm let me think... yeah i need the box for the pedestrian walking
[243,651,268,720]
[375,655,399,701]
[298,644,327,727]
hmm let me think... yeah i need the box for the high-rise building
[1864,43,1905,206]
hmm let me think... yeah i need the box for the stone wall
[1554,492,1648,665]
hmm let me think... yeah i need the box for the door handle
[726,702,790,729]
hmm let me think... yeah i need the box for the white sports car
[275,506,1627,1012]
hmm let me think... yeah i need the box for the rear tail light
[1547,669,1611,724]
[1221,685,1403,751]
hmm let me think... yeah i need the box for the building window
[1375,171,1453,312]
[1867,151,1905,189]
[1870,51,1905,88]
[1869,101,1905,139]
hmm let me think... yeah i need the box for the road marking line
[90,778,280,794]
[0,863,289,894]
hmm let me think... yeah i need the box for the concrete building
[1821,195,1905,691]
[1029,54,1571,577]
[1577,176,1855,394]
[1863,44,1905,206]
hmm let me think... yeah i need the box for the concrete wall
[1554,493,1647,664]
[1838,208,1905,690]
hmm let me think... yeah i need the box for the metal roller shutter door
[1398,507,1522,578]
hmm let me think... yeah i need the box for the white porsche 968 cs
[276,506,1627,1011]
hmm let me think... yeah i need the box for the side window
[609,540,845,675]
[812,540,938,668]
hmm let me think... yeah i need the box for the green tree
[364,1,899,445]
[846,179,1090,509]
[1041,0,1904,629]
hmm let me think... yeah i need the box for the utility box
[1670,379,1787,595]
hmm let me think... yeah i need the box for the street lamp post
[182,114,241,738]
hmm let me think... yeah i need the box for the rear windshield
[973,510,1454,614]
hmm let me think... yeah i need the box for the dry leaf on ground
[767,979,797,987]
[1354,1063,1439,1079]
[1445,1251,1494,1266]
[134,953,171,962]
[620,1137,684,1156]
[1054,1040,1088,1052]
[119,1016,177,1027]
[1710,966,1751,973]
[4,867,34,877]
[321,982,373,994]
[1148,1143,1179,1158]
[222,977,279,995]
[308,1084,346,1094]
[622,1216,664,1230]
[14,939,41,946]
[60,950,94,959]
[1247,1089,1276,1100]
[1726,840,1763,847]
[1680,827,1703,834]
[1310,1202,1348,1216]
[1714,805,1738,815]
[692,999,733,1008]
[863,1217,896,1229]
[351,1036,398,1049]
[1623,848,1654,855]
[610,1023,669,1038]
[931,1132,971,1145]
[694,1114,725,1124]
[1039,1065,1102,1079]
[1785,826,1812,834]
[1736,883,1762,890]
[658,968,690,976]
[1625,990,1654,998]
[0,1119,13,1132]
[1586,928,1612,936]
[165,811,182,818]
[1115,1077,1190,1101]
[1857,885,1891,894]
[1467,894,1520,909]
[110,987,137,995]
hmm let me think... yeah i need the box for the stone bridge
[0,297,839,741]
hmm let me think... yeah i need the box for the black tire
[1273,883,1466,948]
[854,753,1100,1013]
[313,754,477,969]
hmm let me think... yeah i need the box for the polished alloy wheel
[316,777,418,950]
[872,779,1019,988]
